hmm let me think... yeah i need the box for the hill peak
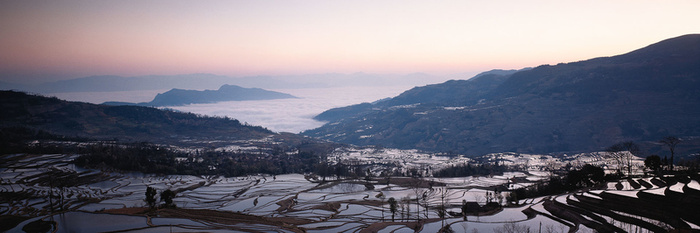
[609,33,700,63]
[104,85,296,107]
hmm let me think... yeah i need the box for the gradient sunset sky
[1,0,698,84]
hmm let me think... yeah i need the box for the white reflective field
[4,151,687,233]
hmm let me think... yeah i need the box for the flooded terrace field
[2,152,699,232]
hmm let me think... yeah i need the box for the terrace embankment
[542,176,700,232]
[360,219,438,233]
[157,208,312,233]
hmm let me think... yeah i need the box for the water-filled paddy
[3,152,697,232]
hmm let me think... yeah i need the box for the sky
[1,0,699,84]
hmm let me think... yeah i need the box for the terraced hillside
[3,150,699,232]
[524,177,700,232]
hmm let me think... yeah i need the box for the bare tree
[544,160,559,177]
[411,179,422,220]
[376,191,385,221]
[399,199,406,221]
[622,141,640,175]
[402,196,411,221]
[606,144,625,175]
[493,222,531,233]
[660,136,680,170]
[438,188,448,229]
[439,188,448,219]
[496,191,504,206]
[422,191,429,219]
[606,141,639,176]
[461,199,468,220]
[388,197,398,221]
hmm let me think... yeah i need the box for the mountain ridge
[313,69,522,123]
[103,84,297,107]
[0,72,474,94]
[0,90,275,144]
[304,34,700,156]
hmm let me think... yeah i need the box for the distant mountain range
[103,84,297,107]
[303,34,700,156]
[0,72,473,93]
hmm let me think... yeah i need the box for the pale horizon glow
[1,0,699,84]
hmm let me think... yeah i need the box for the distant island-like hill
[103,84,297,107]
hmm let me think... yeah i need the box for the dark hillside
[0,91,273,144]
[304,34,700,156]
[387,69,520,106]
[314,69,518,122]
[493,34,700,99]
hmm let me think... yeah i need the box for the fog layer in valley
[51,86,414,133]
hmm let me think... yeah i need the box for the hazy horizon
[0,70,478,86]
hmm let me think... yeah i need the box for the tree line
[73,143,324,177]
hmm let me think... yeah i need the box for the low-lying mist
[170,86,411,133]
[51,86,413,133]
